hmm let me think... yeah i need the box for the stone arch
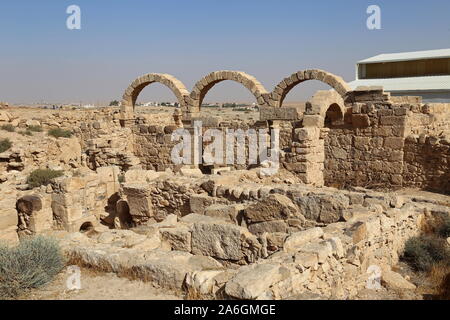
[79,221,94,233]
[308,90,347,124]
[121,73,190,120]
[270,69,351,107]
[324,103,345,127]
[302,90,350,128]
[189,71,270,112]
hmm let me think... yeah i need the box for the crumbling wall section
[324,103,408,189]
[405,103,450,136]
[403,134,450,193]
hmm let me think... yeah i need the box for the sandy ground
[21,268,183,300]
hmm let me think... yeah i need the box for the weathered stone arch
[303,90,348,128]
[310,90,346,118]
[189,71,270,112]
[270,69,351,107]
[121,73,190,120]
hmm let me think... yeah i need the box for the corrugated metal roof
[358,48,450,64]
[348,75,450,92]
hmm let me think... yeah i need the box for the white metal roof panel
[358,49,450,64]
[348,75,450,92]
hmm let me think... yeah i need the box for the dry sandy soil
[21,268,183,300]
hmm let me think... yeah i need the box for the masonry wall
[405,103,450,136]
[130,120,291,172]
[403,135,450,193]
[324,103,408,188]
[67,97,449,193]
[131,124,178,171]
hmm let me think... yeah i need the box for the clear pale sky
[0,0,449,104]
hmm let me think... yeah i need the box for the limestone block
[245,194,303,224]
[384,137,405,150]
[0,208,18,231]
[294,193,349,223]
[352,114,370,127]
[191,217,261,263]
[295,127,320,141]
[283,227,324,253]
[122,184,153,219]
[302,115,324,127]
[225,263,288,299]
[248,220,288,234]
[381,269,416,290]
[189,194,215,215]
[298,241,332,263]
[124,169,161,184]
[203,204,239,223]
[160,225,192,252]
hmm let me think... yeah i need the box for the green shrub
[438,214,450,238]
[27,125,43,132]
[48,128,72,138]
[0,124,15,132]
[0,138,12,153]
[403,236,450,272]
[26,169,64,188]
[19,130,33,136]
[118,174,125,183]
[0,236,64,299]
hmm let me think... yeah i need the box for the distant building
[82,104,96,108]
[348,49,450,102]
[142,102,159,107]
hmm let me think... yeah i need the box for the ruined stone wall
[403,135,450,193]
[130,119,289,172]
[324,103,408,188]
[50,166,120,232]
[122,177,203,224]
[405,103,450,136]
[131,124,178,171]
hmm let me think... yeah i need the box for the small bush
[438,214,450,238]
[118,174,125,183]
[403,236,450,272]
[27,125,43,132]
[0,124,15,132]
[0,138,12,153]
[0,236,64,299]
[48,128,72,138]
[19,130,33,136]
[27,169,64,188]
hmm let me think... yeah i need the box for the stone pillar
[173,108,183,127]
[120,101,135,127]
[291,126,324,187]
[0,187,19,244]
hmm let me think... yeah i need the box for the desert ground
[1,86,449,300]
